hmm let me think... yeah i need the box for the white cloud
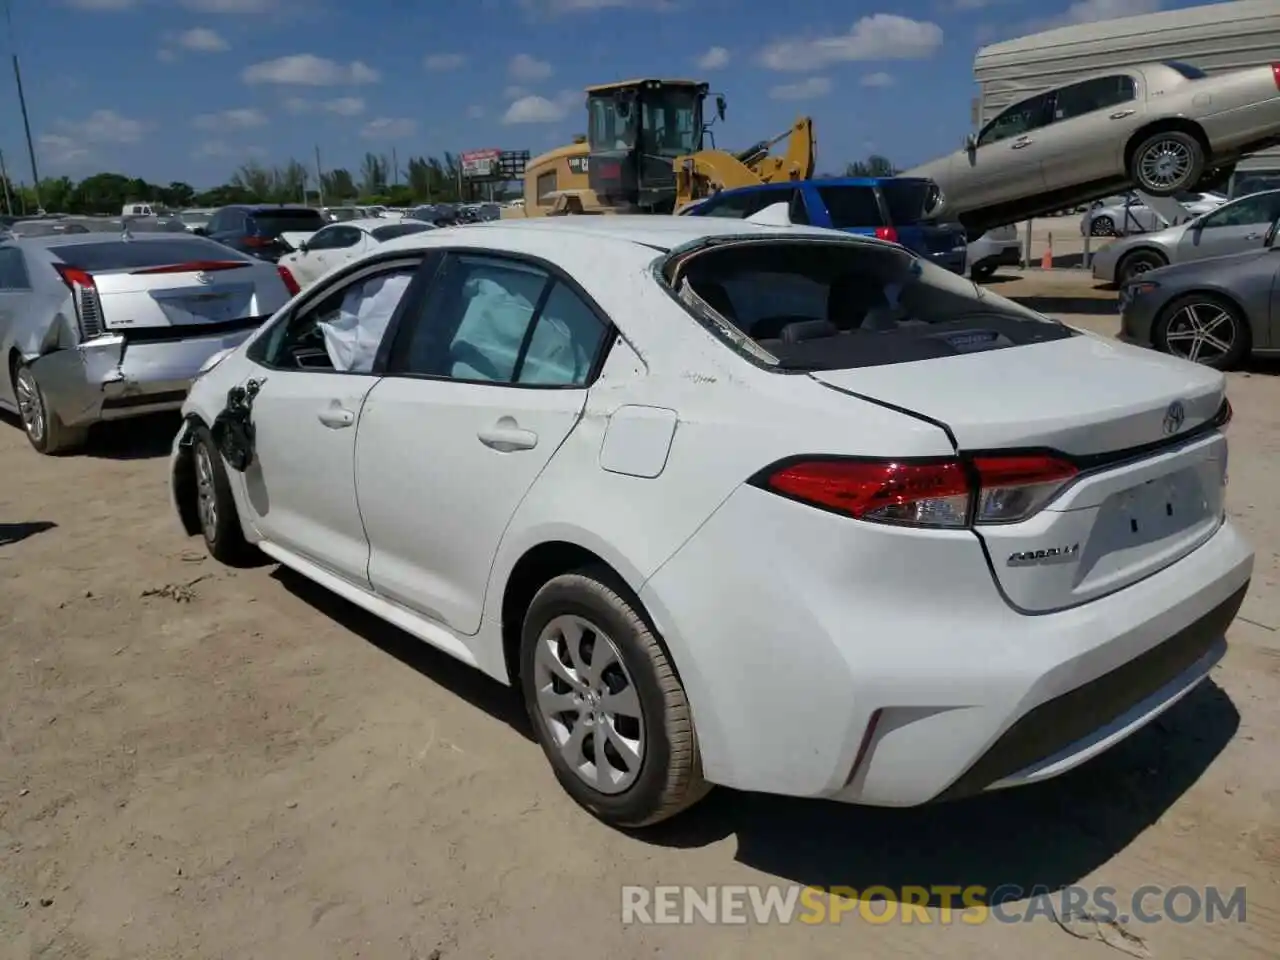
[177,27,229,51]
[467,104,486,119]
[1035,0,1161,28]
[504,85,531,100]
[192,108,268,130]
[38,134,90,165]
[695,46,729,70]
[361,117,417,139]
[193,139,266,159]
[423,52,467,71]
[761,15,943,71]
[64,0,136,9]
[861,71,894,87]
[769,76,832,101]
[80,109,148,143]
[324,96,365,116]
[243,54,380,86]
[509,53,553,82]
[182,0,274,11]
[502,90,579,124]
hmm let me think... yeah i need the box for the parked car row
[1081,191,1225,237]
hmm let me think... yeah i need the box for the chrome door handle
[1010,138,1033,149]
[1109,110,1136,120]
[478,422,538,452]
[317,406,355,428]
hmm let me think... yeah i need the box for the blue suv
[681,177,968,274]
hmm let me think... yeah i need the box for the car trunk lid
[90,263,264,330]
[809,335,1229,612]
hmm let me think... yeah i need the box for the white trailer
[973,0,1280,227]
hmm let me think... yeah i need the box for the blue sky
[0,0,1215,187]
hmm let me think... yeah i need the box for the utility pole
[313,144,325,208]
[391,147,398,188]
[0,148,12,215]
[11,57,38,210]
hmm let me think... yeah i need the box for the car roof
[710,177,932,197]
[9,231,227,250]
[321,218,425,232]
[377,214,870,256]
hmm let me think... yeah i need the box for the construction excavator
[513,78,815,217]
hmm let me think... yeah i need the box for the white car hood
[807,333,1224,456]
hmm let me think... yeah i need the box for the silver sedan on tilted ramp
[1118,215,1280,369]
[1092,189,1280,286]
[0,231,292,454]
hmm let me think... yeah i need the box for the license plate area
[1105,468,1212,544]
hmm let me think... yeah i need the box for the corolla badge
[1162,400,1186,435]
[1007,544,1080,566]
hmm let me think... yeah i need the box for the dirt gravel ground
[2,277,1278,959]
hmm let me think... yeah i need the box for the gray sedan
[1092,188,1280,286]
[1118,217,1280,368]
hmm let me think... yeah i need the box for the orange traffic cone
[1041,233,1053,270]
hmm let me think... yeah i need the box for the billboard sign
[461,148,502,178]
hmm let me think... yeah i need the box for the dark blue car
[681,177,968,274]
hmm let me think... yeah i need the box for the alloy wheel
[1139,139,1193,190]
[1164,301,1237,364]
[1091,217,1115,237]
[195,443,220,542]
[532,614,645,795]
[14,368,45,446]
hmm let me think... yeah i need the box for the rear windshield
[247,209,327,236]
[1164,61,1207,80]
[815,186,884,228]
[51,237,249,271]
[879,180,942,224]
[371,222,434,242]
[671,240,1072,370]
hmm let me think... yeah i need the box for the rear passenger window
[394,254,608,387]
[0,247,31,289]
[816,187,884,229]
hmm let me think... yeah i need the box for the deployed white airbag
[320,272,414,372]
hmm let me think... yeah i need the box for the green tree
[845,155,897,177]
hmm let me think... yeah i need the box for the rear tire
[519,568,709,828]
[1116,249,1169,285]
[191,423,256,565]
[12,363,88,455]
[1090,216,1115,237]
[1129,130,1205,196]
[1155,293,1250,370]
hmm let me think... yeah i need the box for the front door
[355,250,613,636]
[950,91,1053,209]
[235,259,421,585]
[1177,191,1280,262]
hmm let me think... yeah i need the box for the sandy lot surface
[2,275,1278,959]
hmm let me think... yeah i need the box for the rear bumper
[639,484,1253,806]
[30,328,255,428]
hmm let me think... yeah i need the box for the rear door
[234,256,425,586]
[355,250,612,636]
[1037,73,1143,188]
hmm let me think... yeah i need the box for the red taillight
[1272,63,1280,90]
[277,264,300,296]
[53,264,104,339]
[756,453,1079,527]
[243,235,272,247]
[874,226,898,243]
[54,264,95,290]
[130,259,250,275]
[761,458,972,527]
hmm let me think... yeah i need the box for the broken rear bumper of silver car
[29,329,256,428]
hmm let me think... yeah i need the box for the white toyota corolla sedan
[169,213,1253,828]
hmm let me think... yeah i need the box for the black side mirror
[297,242,309,253]
[193,226,208,236]
[716,95,726,121]
[964,133,977,153]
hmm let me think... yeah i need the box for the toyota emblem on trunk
[1162,400,1186,435]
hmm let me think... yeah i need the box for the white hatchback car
[170,215,1252,828]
